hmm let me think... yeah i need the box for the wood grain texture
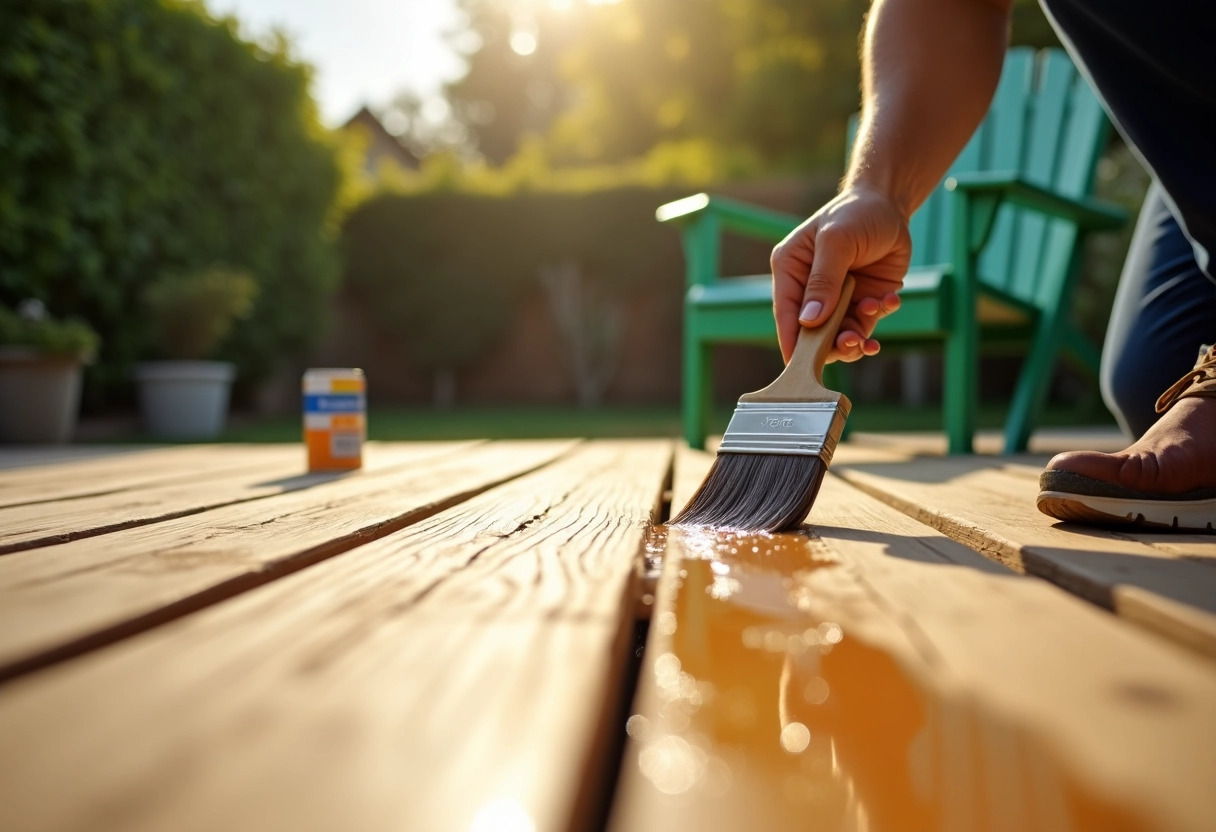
[0,444,287,508]
[835,458,1216,658]
[0,440,671,832]
[0,442,475,554]
[611,446,1216,832]
[0,440,573,681]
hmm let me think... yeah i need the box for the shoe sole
[1037,491,1216,532]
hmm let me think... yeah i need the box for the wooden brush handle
[740,274,856,403]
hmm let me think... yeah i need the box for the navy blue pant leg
[1100,182,1216,437]
[1039,0,1216,437]
[1039,0,1216,274]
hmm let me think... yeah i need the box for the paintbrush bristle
[670,453,827,533]
[676,273,853,532]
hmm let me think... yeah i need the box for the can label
[303,369,365,471]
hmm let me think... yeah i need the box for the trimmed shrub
[0,0,340,402]
[341,188,689,387]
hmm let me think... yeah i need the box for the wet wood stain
[612,524,1153,832]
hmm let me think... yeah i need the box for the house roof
[341,106,421,169]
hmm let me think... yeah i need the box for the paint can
[303,368,365,471]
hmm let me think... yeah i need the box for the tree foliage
[0,0,341,400]
[444,0,1060,172]
[447,0,870,169]
[444,1,575,165]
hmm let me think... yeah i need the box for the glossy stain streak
[615,525,1149,832]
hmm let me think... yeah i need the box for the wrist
[840,175,915,224]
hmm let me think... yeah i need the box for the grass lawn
[215,401,1116,443]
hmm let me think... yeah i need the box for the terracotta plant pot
[135,360,236,439]
[0,347,85,444]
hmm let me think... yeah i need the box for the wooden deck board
[0,440,670,832]
[3,434,1214,832]
[844,428,1128,457]
[833,458,1216,658]
[0,445,160,471]
[610,446,1216,832]
[0,440,573,681]
[1112,532,1216,564]
[0,444,295,508]
[0,441,476,553]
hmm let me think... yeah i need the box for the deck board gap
[656,443,676,524]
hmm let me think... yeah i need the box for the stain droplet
[780,722,812,754]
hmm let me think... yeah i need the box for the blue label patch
[304,394,364,414]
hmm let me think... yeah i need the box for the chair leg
[683,332,712,450]
[1003,316,1067,453]
[945,191,989,455]
[943,327,977,454]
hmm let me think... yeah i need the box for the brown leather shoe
[1037,345,1216,531]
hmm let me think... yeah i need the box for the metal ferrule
[718,401,846,460]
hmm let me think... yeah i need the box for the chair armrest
[945,171,1128,231]
[656,193,801,241]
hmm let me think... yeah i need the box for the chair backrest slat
[1032,64,1110,306]
[1007,50,1082,302]
[844,48,1109,309]
[978,48,1035,292]
[933,109,988,265]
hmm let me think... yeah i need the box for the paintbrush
[671,274,855,532]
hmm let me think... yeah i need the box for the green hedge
[341,188,696,373]
[0,0,340,402]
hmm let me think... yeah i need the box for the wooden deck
[0,435,1212,832]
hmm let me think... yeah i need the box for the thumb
[798,228,853,327]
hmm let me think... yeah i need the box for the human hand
[771,188,912,364]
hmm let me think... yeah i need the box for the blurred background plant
[0,298,100,443]
[143,266,259,361]
[0,300,100,360]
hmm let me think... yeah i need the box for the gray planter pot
[0,348,86,444]
[136,361,235,439]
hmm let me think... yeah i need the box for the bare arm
[772,0,1013,363]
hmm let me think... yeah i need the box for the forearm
[846,0,1013,216]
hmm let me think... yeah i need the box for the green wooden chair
[662,48,1129,454]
